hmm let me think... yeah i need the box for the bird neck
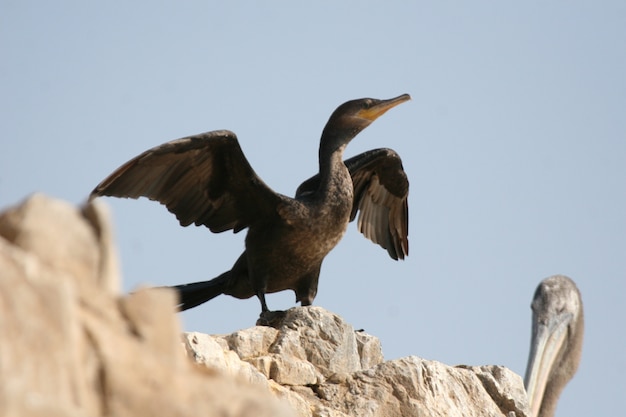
[317,132,351,197]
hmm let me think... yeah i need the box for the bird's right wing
[296,148,409,260]
[90,130,281,233]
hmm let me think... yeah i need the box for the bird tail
[171,273,229,311]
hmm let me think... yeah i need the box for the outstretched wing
[296,148,409,260]
[90,130,281,233]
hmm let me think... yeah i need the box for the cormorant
[90,94,411,314]
[524,275,584,417]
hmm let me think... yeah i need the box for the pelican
[524,275,584,417]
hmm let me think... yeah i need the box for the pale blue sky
[2,2,624,416]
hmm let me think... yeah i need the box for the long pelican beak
[357,94,411,121]
[524,311,573,417]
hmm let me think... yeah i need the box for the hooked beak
[356,93,411,121]
[524,311,573,417]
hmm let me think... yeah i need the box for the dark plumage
[524,275,584,417]
[90,94,411,314]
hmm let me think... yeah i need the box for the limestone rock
[182,332,271,388]
[81,198,121,293]
[311,357,528,417]
[226,326,279,358]
[184,307,530,417]
[0,194,292,417]
[355,331,384,370]
[269,307,362,377]
[0,193,120,293]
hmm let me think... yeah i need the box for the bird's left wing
[296,148,409,260]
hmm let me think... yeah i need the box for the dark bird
[90,94,411,315]
[524,275,584,417]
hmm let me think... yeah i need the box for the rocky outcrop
[183,307,529,417]
[0,194,290,417]
[0,194,531,417]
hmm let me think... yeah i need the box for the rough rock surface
[0,194,531,417]
[0,194,291,417]
[183,308,529,417]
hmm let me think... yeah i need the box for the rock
[0,194,532,417]
[0,194,292,417]
[247,354,321,386]
[459,365,529,416]
[268,307,362,377]
[355,331,384,370]
[181,332,271,388]
[226,326,279,359]
[269,381,315,417]
[81,199,121,293]
[310,357,528,417]
[185,307,531,417]
[0,193,119,293]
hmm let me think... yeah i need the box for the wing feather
[297,148,409,260]
[90,130,280,233]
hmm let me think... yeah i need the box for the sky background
[2,2,624,416]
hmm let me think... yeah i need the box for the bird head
[321,94,411,151]
[524,275,584,417]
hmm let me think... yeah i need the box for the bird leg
[256,290,270,313]
[255,288,290,327]
[295,269,320,307]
